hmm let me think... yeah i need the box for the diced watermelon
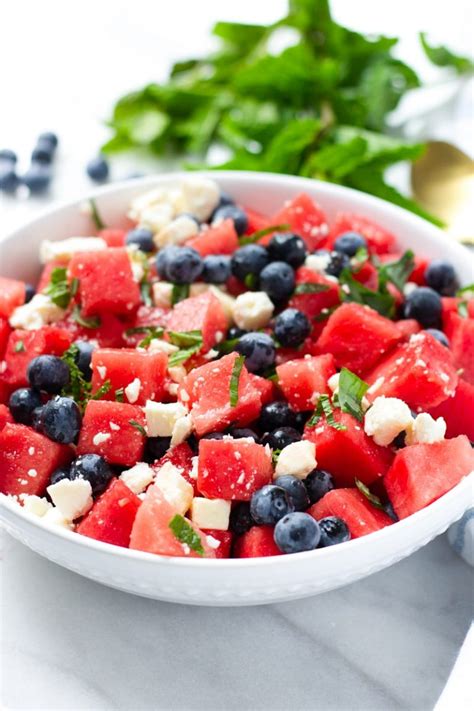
[352,260,379,290]
[0,404,14,430]
[234,526,282,557]
[98,228,127,247]
[198,437,273,500]
[0,277,26,317]
[378,252,429,285]
[249,374,277,405]
[288,267,340,321]
[76,478,142,547]
[129,483,215,557]
[244,208,269,235]
[317,303,402,376]
[271,193,329,251]
[276,354,336,412]
[365,332,458,411]
[428,379,474,441]
[441,297,474,321]
[56,312,128,349]
[0,317,11,358]
[77,400,146,467]
[1,326,73,390]
[329,214,396,255]
[202,529,233,558]
[123,305,169,347]
[167,291,228,352]
[182,352,262,436]
[385,436,474,519]
[304,410,394,487]
[396,319,421,339]
[443,311,474,385]
[186,219,239,256]
[275,337,321,366]
[309,489,393,538]
[68,248,141,317]
[0,423,73,497]
[91,348,167,404]
[154,442,197,492]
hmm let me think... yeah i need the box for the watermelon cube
[154,442,197,492]
[68,248,141,317]
[1,326,73,390]
[276,354,336,412]
[271,193,329,251]
[317,303,402,376]
[76,478,142,547]
[0,423,73,497]
[198,437,273,501]
[288,267,340,322]
[234,526,282,557]
[248,374,277,406]
[309,489,393,538]
[443,311,474,385]
[91,348,167,404]
[329,213,396,255]
[202,529,233,558]
[365,332,458,411]
[428,379,474,441]
[98,228,127,247]
[186,219,239,256]
[57,312,127,349]
[304,410,394,487]
[244,208,269,236]
[0,276,26,317]
[385,436,474,519]
[0,404,14,430]
[0,317,11,358]
[167,291,228,352]
[77,400,146,467]
[396,319,421,339]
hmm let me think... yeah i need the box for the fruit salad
[1,178,473,559]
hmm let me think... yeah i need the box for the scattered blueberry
[425,260,459,296]
[228,427,259,441]
[274,308,311,348]
[38,132,58,150]
[326,251,350,277]
[22,164,52,194]
[144,436,172,462]
[229,502,253,535]
[318,516,350,547]
[86,156,109,182]
[37,396,82,444]
[215,191,235,210]
[202,255,232,283]
[250,484,295,525]
[31,139,54,164]
[274,475,310,511]
[294,411,311,432]
[69,454,114,496]
[156,245,180,279]
[8,388,43,425]
[259,400,297,431]
[274,512,320,553]
[425,328,450,348]
[235,332,275,373]
[403,287,442,329]
[261,426,301,450]
[267,233,307,268]
[231,245,269,281]
[333,232,367,257]
[0,166,19,193]
[201,432,226,441]
[126,227,155,253]
[305,469,335,504]
[0,149,17,164]
[24,284,36,303]
[27,355,70,394]
[259,261,295,303]
[73,340,96,380]
[49,466,70,486]
[212,204,248,236]
[393,431,406,449]
[165,246,203,284]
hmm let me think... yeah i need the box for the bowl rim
[1,169,473,569]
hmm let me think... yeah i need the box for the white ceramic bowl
[1,171,473,606]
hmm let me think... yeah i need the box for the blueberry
[235,332,275,373]
[0,149,17,164]
[202,255,231,284]
[318,516,350,547]
[166,246,203,284]
[31,406,44,431]
[27,355,70,394]
[228,427,259,441]
[156,245,180,279]
[86,156,109,182]
[259,262,295,303]
[274,512,320,553]
[250,484,295,525]
[229,502,253,535]
[126,227,155,253]
[9,388,43,425]
[267,233,307,268]
[403,287,442,329]
[425,260,459,296]
[231,245,269,281]
[274,475,310,511]
[0,167,19,193]
[49,466,70,486]
[216,191,235,209]
[22,164,52,194]
[333,232,367,257]
[261,426,301,450]
[38,132,58,150]
[37,396,82,444]
[425,328,450,348]
[304,469,334,504]
[393,431,406,449]
[274,308,311,348]
[24,284,36,303]
[69,454,114,496]
[259,400,296,431]
[227,326,247,340]
[201,432,225,440]
[73,340,96,380]
[384,501,399,521]
[144,436,171,462]
[31,139,54,164]
[212,205,248,236]
[326,251,350,277]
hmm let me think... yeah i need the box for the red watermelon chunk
[76,478,142,547]
[428,379,474,441]
[77,400,146,467]
[91,348,167,404]
[68,248,141,317]
[198,437,273,501]
[329,213,396,255]
[277,354,336,412]
[244,208,269,236]
[443,311,474,385]
[304,410,394,487]
[234,525,282,557]
[309,489,393,538]
[385,436,474,519]
[0,317,11,358]
[272,193,329,251]
[98,228,127,247]
[0,423,73,497]
[289,267,340,321]
[202,529,233,558]
[1,326,73,390]
[396,319,421,339]
[441,297,474,321]
[317,303,402,376]
[0,277,26,318]
[0,404,14,430]
[352,260,379,290]
[167,291,228,352]
[56,312,127,349]
[123,305,170,347]
[186,219,239,256]
[249,374,277,405]
[365,332,458,411]
[154,442,197,492]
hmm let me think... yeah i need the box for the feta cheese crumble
[46,479,93,521]
[274,440,317,480]
[364,396,413,446]
[405,413,447,445]
[20,494,52,517]
[154,462,194,515]
[232,291,274,330]
[124,377,141,404]
[120,462,155,494]
[155,215,199,248]
[145,400,188,437]
[171,414,193,446]
[39,236,107,264]
[9,294,66,331]
[180,177,220,222]
[190,498,231,531]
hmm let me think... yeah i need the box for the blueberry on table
[0,168,19,193]
[38,396,82,444]
[259,261,295,304]
[425,328,450,348]
[267,232,307,268]
[229,502,253,535]
[202,255,232,283]
[22,164,52,194]
[318,516,350,547]
[86,156,109,182]
[38,132,58,150]
[69,454,114,496]
[143,436,171,463]
[27,355,70,394]
[259,400,296,431]
[274,308,311,348]
[425,260,460,296]
[31,139,55,164]
[126,227,155,253]
[274,475,310,512]
[8,388,43,425]
[156,245,180,279]
[261,426,301,450]
[165,246,203,284]
[274,512,320,553]
[304,469,335,504]
[235,332,275,373]
[212,204,248,236]
[333,231,367,257]
[326,251,350,277]
[403,287,442,329]
[73,340,96,380]
[231,245,269,281]
[0,149,17,164]
[227,427,259,441]
[24,284,36,303]
[250,484,295,525]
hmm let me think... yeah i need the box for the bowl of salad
[1,171,473,606]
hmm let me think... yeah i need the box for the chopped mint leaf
[337,367,369,422]
[115,387,125,402]
[244,273,258,289]
[239,223,290,245]
[271,448,282,465]
[378,249,415,293]
[168,330,203,367]
[60,344,96,411]
[129,419,147,436]
[456,284,474,298]
[125,325,165,348]
[169,514,205,556]
[70,278,80,297]
[353,247,369,265]
[90,380,112,400]
[294,282,330,295]
[171,283,190,305]
[307,393,346,430]
[89,198,106,230]
[14,340,26,353]
[216,337,240,355]
[355,478,384,510]
[458,301,469,319]
[229,355,245,407]
[339,268,395,318]
[140,280,153,307]
[71,305,101,329]
[44,267,74,309]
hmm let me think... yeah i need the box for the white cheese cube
[305,252,331,274]
[190,498,231,531]
[145,401,188,437]
[120,462,155,494]
[148,339,179,355]
[155,215,199,248]
[42,506,74,530]
[39,236,107,264]
[20,494,52,517]
[127,247,146,282]
[124,377,142,404]
[171,414,193,446]
[46,479,93,521]
[274,440,317,479]
[180,177,220,221]
[232,291,274,330]
[327,373,340,392]
[405,413,447,445]
[9,294,66,331]
[154,462,194,515]
[139,203,174,233]
[152,282,173,308]
[208,286,236,321]
[364,396,413,446]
